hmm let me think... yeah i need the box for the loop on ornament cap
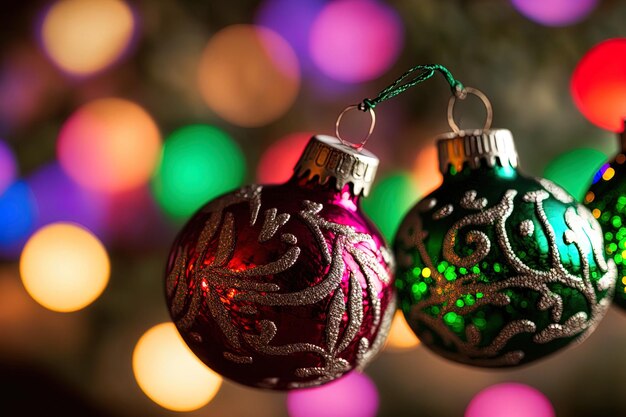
[335,105,376,151]
[334,64,465,150]
[447,86,493,133]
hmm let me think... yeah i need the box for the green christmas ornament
[394,125,616,367]
[342,63,615,366]
[584,130,626,309]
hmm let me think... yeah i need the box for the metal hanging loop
[447,86,493,133]
[335,105,376,151]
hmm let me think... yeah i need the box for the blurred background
[1,0,626,416]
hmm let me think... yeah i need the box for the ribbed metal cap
[294,135,379,197]
[436,129,519,174]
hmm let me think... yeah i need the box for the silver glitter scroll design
[399,185,616,366]
[166,185,300,365]
[432,204,453,220]
[242,200,393,389]
[166,187,393,387]
[537,178,574,204]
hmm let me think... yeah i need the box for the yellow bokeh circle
[41,0,135,75]
[132,322,223,411]
[386,311,420,351]
[19,222,110,312]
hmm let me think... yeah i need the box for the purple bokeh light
[465,383,555,417]
[255,0,325,73]
[510,0,597,26]
[27,163,108,238]
[27,163,172,248]
[286,372,379,417]
[0,48,59,135]
[0,140,17,195]
[309,0,403,83]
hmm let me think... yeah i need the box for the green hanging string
[358,64,464,112]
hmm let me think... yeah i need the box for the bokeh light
[309,0,403,83]
[591,162,611,186]
[0,47,61,133]
[385,311,420,351]
[510,0,597,27]
[543,148,607,202]
[0,181,37,258]
[40,0,135,76]
[152,124,246,219]
[413,144,443,196]
[198,25,300,127]
[57,98,161,193]
[19,222,110,312]
[256,132,311,184]
[571,38,626,132]
[132,322,222,411]
[27,163,107,238]
[0,140,17,194]
[255,0,324,72]
[361,172,420,242]
[465,383,555,417]
[287,372,379,417]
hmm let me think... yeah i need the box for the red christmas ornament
[165,135,395,390]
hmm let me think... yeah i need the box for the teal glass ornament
[394,129,616,367]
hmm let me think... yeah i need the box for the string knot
[358,99,376,112]
[453,81,467,99]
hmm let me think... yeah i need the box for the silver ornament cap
[294,135,379,197]
[436,129,519,174]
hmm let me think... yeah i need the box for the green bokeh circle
[361,172,420,243]
[543,148,607,202]
[152,125,246,219]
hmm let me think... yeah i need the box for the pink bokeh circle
[309,0,403,83]
[466,383,555,417]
